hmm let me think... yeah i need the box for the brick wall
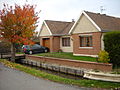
[72,32,102,56]
[26,55,112,72]
[40,36,60,52]
[52,36,60,52]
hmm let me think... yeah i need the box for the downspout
[100,32,105,50]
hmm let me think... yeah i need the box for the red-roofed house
[39,11,120,57]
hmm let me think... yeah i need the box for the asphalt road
[0,63,106,90]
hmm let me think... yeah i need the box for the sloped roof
[85,11,120,31]
[45,20,74,35]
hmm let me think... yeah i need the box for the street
[0,63,105,90]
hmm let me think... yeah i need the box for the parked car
[22,44,49,54]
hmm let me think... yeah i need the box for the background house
[39,11,120,57]
[39,20,74,52]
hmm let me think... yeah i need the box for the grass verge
[0,59,120,89]
[16,52,24,54]
[36,52,97,62]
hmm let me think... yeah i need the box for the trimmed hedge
[104,31,120,67]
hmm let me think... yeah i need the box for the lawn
[36,52,97,62]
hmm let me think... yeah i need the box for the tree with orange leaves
[0,4,39,61]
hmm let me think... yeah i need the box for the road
[0,63,105,90]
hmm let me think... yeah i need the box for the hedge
[104,31,120,67]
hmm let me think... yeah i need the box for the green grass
[16,52,24,54]
[36,52,97,62]
[0,59,120,89]
[111,72,120,74]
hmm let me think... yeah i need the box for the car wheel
[29,51,32,54]
[44,49,48,53]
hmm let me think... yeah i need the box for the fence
[0,52,11,59]
[0,53,25,61]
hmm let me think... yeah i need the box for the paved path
[0,63,105,90]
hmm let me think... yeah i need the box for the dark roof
[45,20,74,35]
[85,11,120,31]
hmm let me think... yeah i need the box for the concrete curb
[84,71,120,82]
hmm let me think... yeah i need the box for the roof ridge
[85,11,120,19]
[45,20,72,23]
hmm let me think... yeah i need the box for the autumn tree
[0,4,39,61]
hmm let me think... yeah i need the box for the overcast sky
[0,0,120,31]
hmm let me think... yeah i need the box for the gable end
[69,11,101,34]
[39,21,52,36]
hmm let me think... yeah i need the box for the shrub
[0,41,11,53]
[98,50,110,63]
[104,31,120,67]
[14,43,23,52]
[0,41,22,53]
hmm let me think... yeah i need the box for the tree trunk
[11,43,16,62]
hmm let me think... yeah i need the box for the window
[32,44,42,49]
[80,36,92,47]
[62,37,70,47]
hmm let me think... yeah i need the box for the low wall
[26,55,112,72]
[21,59,84,76]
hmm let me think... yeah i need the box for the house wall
[52,36,60,52]
[72,32,102,57]
[72,14,98,34]
[60,36,73,52]
[71,13,103,57]
[39,23,51,36]
[40,36,60,52]
[101,33,105,50]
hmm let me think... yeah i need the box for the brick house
[39,11,120,57]
[39,20,74,52]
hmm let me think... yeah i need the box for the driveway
[0,63,106,90]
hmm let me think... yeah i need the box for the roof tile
[85,11,120,31]
[45,20,74,35]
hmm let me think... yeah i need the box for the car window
[31,44,41,49]
[35,44,41,47]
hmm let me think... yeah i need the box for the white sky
[0,0,120,31]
